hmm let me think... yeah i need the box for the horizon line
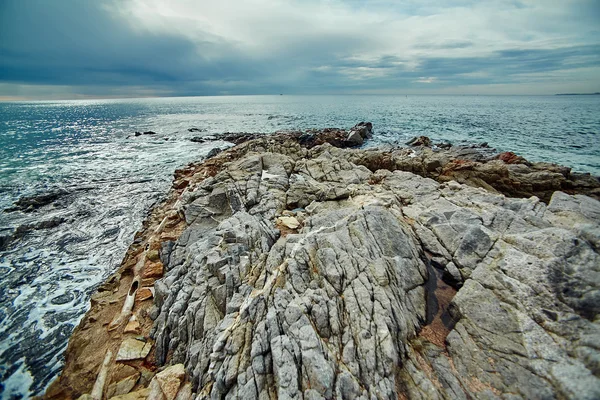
[2,93,598,102]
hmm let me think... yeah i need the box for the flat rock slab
[116,338,152,361]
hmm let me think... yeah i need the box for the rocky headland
[45,123,600,399]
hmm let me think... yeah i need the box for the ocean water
[0,94,598,398]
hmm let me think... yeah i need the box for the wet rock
[6,190,68,212]
[406,135,432,147]
[188,128,205,133]
[206,148,222,159]
[353,121,373,138]
[116,338,152,361]
[346,130,363,146]
[190,137,204,143]
[0,233,11,251]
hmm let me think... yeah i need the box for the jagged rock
[143,262,163,278]
[148,364,186,400]
[5,190,68,212]
[50,125,600,400]
[352,121,373,138]
[116,338,152,361]
[346,130,364,146]
[406,135,432,147]
[135,287,154,302]
[206,148,222,159]
[106,369,140,398]
[124,315,141,333]
[173,383,192,400]
[148,133,600,399]
[497,151,527,164]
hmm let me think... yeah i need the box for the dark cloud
[0,0,599,97]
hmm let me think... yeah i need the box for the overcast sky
[1,0,599,99]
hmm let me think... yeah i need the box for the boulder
[351,121,373,139]
[345,130,363,146]
[406,135,432,147]
[206,148,222,159]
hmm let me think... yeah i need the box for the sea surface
[0,95,599,398]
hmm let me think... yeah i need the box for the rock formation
[46,125,600,399]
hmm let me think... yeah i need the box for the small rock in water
[6,190,68,212]
[51,292,75,306]
[352,121,373,138]
[346,130,364,146]
[406,135,432,147]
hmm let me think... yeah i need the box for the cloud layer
[1,0,599,98]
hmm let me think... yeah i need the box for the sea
[0,94,599,398]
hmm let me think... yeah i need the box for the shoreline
[44,124,600,399]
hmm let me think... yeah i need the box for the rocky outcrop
[4,189,69,212]
[46,126,600,399]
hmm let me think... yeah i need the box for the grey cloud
[1,0,599,97]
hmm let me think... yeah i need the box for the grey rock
[148,136,600,399]
[346,130,363,146]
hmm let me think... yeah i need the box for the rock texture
[47,126,600,399]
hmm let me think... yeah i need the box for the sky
[0,0,599,99]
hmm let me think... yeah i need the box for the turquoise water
[0,95,599,398]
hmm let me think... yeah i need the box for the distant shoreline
[555,92,600,96]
